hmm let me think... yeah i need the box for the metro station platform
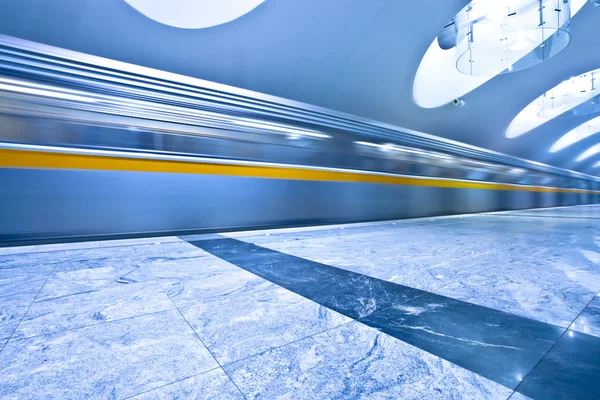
[1,206,600,399]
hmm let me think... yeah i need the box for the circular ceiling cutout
[123,0,265,29]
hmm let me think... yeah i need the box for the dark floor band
[189,237,600,398]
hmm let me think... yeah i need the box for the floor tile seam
[0,238,184,257]
[4,307,179,344]
[190,238,572,333]
[361,282,572,331]
[120,365,225,400]
[218,318,358,371]
[355,294,569,393]
[141,259,249,400]
[186,238,576,391]
[197,242,575,331]
[31,278,165,304]
[0,261,57,356]
[0,262,64,270]
[512,287,600,396]
[407,275,576,330]
[133,247,282,306]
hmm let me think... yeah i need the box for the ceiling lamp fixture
[123,0,264,29]
[455,0,571,76]
[550,115,600,152]
[507,68,599,138]
[412,0,588,109]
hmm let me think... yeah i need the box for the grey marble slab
[147,257,274,309]
[191,237,575,390]
[133,241,210,263]
[246,217,600,327]
[0,251,66,269]
[359,293,564,389]
[181,284,351,364]
[224,321,513,400]
[516,330,600,400]
[0,265,54,298]
[1,291,38,341]
[59,246,140,265]
[0,237,181,256]
[13,280,174,340]
[0,309,218,400]
[570,294,600,338]
[37,262,154,302]
[191,238,426,320]
[1,269,52,342]
[130,368,243,399]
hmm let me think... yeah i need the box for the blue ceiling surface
[1,0,600,173]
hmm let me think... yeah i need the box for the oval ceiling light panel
[506,67,599,138]
[413,0,587,109]
[576,143,600,161]
[124,0,264,29]
[550,115,600,152]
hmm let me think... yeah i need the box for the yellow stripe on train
[0,148,597,195]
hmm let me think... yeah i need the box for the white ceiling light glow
[550,115,600,152]
[506,68,599,138]
[576,143,600,161]
[123,0,264,29]
[413,0,588,109]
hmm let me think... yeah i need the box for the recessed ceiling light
[124,0,264,29]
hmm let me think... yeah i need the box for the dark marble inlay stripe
[190,238,425,320]
[190,238,564,389]
[515,330,600,400]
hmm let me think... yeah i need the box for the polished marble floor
[1,205,600,399]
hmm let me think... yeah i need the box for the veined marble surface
[0,310,218,400]
[192,238,426,320]
[234,215,600,327]
[2,207,600,399]
[0,236,181,256]
[0,250,66,269]
[181,285,351,364]
[359,293,564,389]
[571,294,600,338]
[515,329,600,400]
[13,280,174,340]
[0,264,55,344]
[224,321,513,400]
[145,243,352,365]
[130,368,243,400]
[133,241,210,263]
[146,256,274,309]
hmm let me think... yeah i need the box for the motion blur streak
[0,35,598,245]
[0,146,597,194]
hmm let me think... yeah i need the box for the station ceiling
[1,0,600,173]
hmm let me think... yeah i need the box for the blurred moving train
[0,35,599,245]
